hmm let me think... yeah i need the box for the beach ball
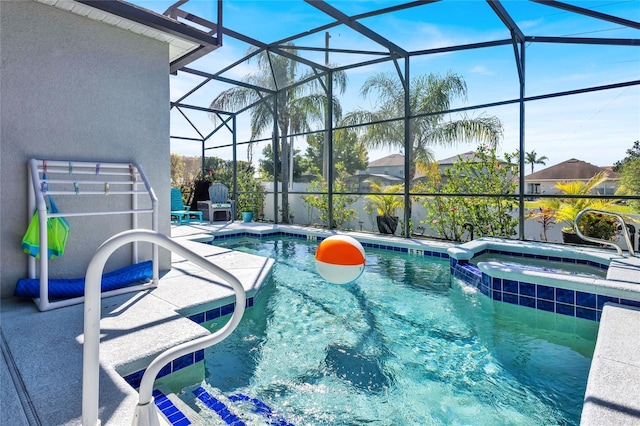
[315,235,366,284]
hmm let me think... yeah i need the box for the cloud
[469,65,495,76]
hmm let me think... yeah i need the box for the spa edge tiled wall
[451,252,640,322]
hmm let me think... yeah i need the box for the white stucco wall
[0,1,171,298]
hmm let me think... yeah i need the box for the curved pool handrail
[574,209,635,257]
[82,229,246,426]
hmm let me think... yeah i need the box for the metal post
[327,70,334,228]
[232,115,237,221]
[518,42,526,240]
[403,58,411,238]
[272,101,279,223]
[323,32,331,181]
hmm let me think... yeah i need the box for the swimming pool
[173,236,597,425]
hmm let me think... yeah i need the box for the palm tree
[525,150,549,174]
[209,45,347,222]
[342,71,503,185]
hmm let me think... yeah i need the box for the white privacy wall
[0,1,172,298]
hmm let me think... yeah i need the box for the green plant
[416,144,519,241]
[364,181,404,218]
[235,168,265,216]
[300,165,356,229]
[542,171,619,240]
[527,207,555,241]
[579,212,618,241]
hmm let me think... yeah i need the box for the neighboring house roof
[436,151,478,165]
[525,158,620,181]
[367,153,405,168]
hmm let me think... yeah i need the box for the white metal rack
[25,159,159,311]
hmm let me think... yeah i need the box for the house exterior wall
[524,180,621,196]
[367,164,404,178]
[0,1,171,299]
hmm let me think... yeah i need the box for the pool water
[177,237,597,425]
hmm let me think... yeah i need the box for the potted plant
[237,183,265,223]
[542,172,620,244]
[364,182,404,235]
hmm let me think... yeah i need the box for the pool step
[606,256,640,284]
[193,386,295,426]
[154,389,207,426]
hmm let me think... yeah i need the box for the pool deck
[1,222,640,425]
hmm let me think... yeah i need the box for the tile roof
[368,153,405,167]
[525,158,619,180]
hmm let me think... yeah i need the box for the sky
[136,0,640,171]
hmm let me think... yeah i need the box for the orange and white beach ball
[315,235,365,284]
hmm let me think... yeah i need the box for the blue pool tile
[492,277,502,291]
[620,299,640,308]
[536,285,554,301]
[173,353,194,371]
[221,303,235,316]
[189,312,205,324]
[503,293,518,305]
[158,363,172,378]
[195,349,205,362]
[124,370,144,389]
[481,273,490,287]
[597,295,619,310]
[206,307,221,321]
[163,405,180,417]
[492,291,502,301]
[519,282,535,297]
[503,279,518,294]
[556,288,575,304]
[576,292,597,308]
[576,307,597,321]
[556,303,575,317]
[537,299,554,312]
[519,296,535,308]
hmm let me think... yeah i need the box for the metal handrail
[574,209,635,257]
[82,230,246,426]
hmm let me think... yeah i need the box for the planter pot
[241,212,254,222]
[561,230,599,246]
[376,215,399,234]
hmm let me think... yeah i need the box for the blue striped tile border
[210,231,450,260]
[193,387,245,425]
[123,349,206,390]
[186,298,254,325]
[452,260,640,322]
[153,389,192,426]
